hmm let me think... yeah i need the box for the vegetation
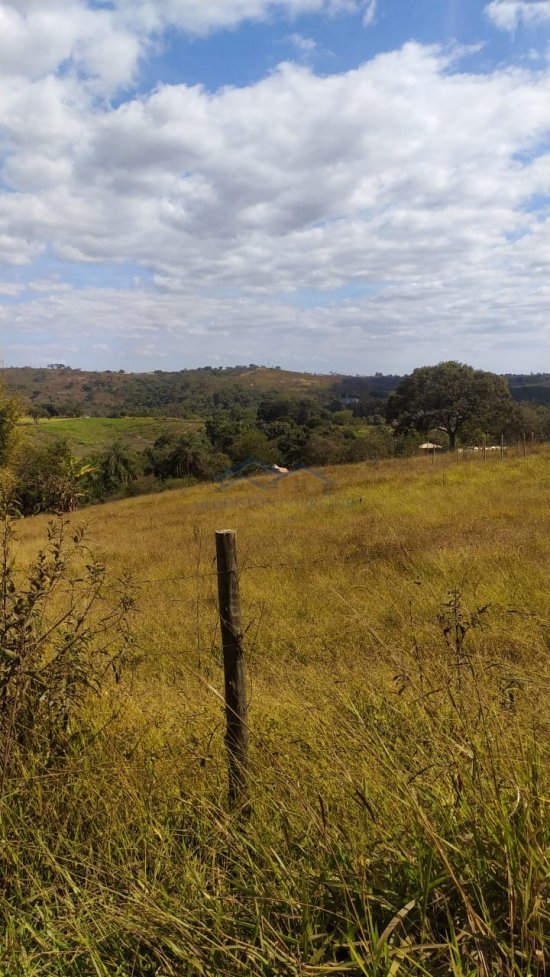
[0,508,135,770]
[5,364,550,425]
[2,449,550,975]
[0,383,21,467]
[386,361,514,449]
[18,415,201,457]
[10,401,417,515]
[3,364,337,419]
[3,361,549,516]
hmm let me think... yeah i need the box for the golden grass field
[5,448,550,976]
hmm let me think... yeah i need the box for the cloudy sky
[1,0,549,374]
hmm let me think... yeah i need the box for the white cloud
[0,0,375,95]
[111,0,372,36]
[486,1,550,31]
[28,278,73,292]
[286,32,318,52]
[0,1,144,95]
[0,282,24,296]
[363,0,377,26]
[1,7,550,370]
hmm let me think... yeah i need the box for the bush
[0,505,136,775]
[11,439,95,514]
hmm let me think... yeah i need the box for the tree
[145,433,213,480]
[0,387,21,467]
[229,429,280,465]
[386,362,513,450]
[97,441,140,495]
[205,413,253,454]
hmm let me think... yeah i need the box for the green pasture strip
[18,415,203,456]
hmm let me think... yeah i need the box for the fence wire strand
[138,552,359,588]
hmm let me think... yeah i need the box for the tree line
[2,361,550,515]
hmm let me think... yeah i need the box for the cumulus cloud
[0,1,144,94]
[1,3,550,370]
[0,0,375,94]
[486,0,550,31]
[15,44,546,291]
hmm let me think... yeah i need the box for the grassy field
[3,449,550,975]
[18,415,202,456]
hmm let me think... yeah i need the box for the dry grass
[3,448,550,975]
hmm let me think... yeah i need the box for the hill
[507,372,550,404]
[4,365,550,422]
[2,364,340,417]
[5,449,550,975]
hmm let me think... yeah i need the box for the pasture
[18,414,202,456]
[4,449,550,976]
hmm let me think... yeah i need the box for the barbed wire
[137,552,361,588]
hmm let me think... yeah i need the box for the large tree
[386,362,513,450]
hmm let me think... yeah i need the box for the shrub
[0,504,136,779]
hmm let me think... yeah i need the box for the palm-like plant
[98,440,139,494]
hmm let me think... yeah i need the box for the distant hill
[506,374,550,405]
[4,365,550,419]
[1,365,394,418]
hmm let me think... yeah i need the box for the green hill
[5,365,550,423]
[3,364,340,418]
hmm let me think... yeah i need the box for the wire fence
[138,552,360,588]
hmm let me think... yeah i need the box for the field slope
[6,450,550,976]
[18,414,202,456]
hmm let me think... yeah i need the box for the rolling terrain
[4,365,550,432]
[3,365,341,417]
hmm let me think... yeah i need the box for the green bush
[0,506,136,773]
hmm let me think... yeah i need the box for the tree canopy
[386,362,513,449]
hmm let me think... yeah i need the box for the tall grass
[2,450,550,975]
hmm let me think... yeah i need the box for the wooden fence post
[501,434,504,461]
[523,433,526,459]
[215,530,249,811]
[483,434,487,462]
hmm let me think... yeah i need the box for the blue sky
[139,0,535,92]
[1,0,550,374]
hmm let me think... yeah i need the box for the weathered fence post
[523,433,526,459]
[501,434,504,461]
[483,434,487,462]
[215,530,249,811]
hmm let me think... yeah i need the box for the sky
[0,0,550,375]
